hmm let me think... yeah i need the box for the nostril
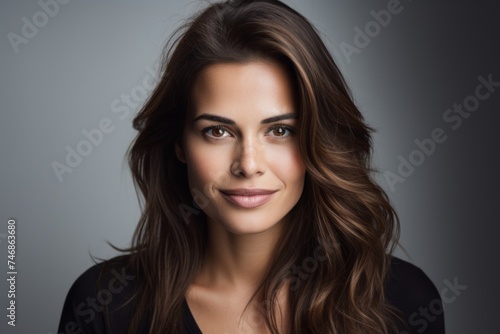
[230,151,264,177]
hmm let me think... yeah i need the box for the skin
[176,61,305,333]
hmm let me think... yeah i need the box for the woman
[58,0,444,333]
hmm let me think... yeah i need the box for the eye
[267,124,295,138]
[203,125,231,139]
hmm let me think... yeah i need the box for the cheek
[184,141,230,194]
[268,144,306,183]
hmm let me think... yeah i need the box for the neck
[198,217,285,291]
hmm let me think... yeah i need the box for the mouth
[219,188,277,208]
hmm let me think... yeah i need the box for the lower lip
[221,192,275,208]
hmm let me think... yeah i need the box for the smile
[220,188,277,208]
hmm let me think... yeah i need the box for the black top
[57,256,445,333]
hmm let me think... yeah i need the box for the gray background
[1,0,499,333]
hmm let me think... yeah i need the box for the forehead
[189,61,296,120]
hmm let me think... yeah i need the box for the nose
[230,136,265,177]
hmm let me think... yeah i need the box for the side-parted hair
[115,0,401,333]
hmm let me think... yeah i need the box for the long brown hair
[116,0,401,332]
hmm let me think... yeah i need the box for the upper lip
[220,188,278,196]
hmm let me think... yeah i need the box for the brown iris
[272,127,286,136]
[211,127,226,137]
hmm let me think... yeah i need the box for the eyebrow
[192,113,298,125]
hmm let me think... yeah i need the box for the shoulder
[66,255,136,298]
[386,256,445,334]
[58,255,139,334]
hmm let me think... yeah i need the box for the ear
[175,140,187,163]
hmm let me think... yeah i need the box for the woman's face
[176,61,306,235]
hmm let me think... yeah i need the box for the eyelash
[201,124,296,140]
[269,124,296,136]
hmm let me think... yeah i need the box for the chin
[213,214,286,236]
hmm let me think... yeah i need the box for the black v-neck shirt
[58,256,445,333]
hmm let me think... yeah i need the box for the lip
[220,188,277,208]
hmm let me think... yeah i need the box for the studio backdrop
[1,0,499,333]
